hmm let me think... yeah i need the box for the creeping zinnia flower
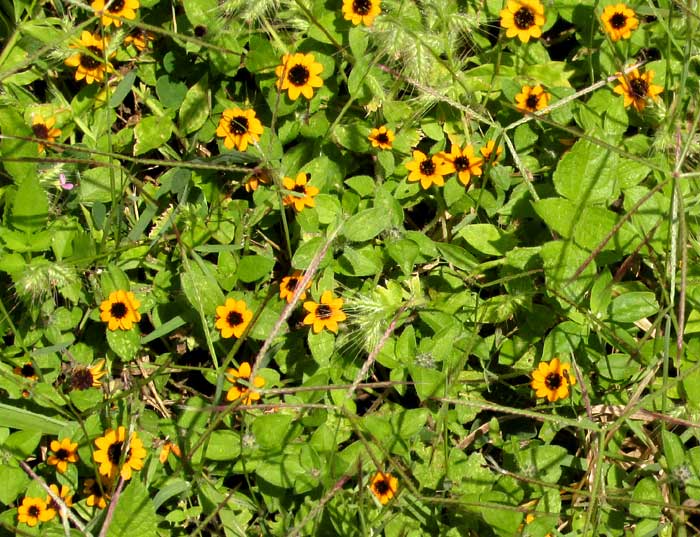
[83,477,111,509]
[70,359,107,390]
[480,140,504,163]
[64,31,112,84]
[275,53,324,100]
[91,0,140,28]
[303,290,346,334]
[531,358,576,402]
[46,484,74,514]
[439,144,483,187]
[216,107,264,152]
[368,126,394,150]
[500,0,545,43]
[225,362,266,404]
[405,150,451,189]
[31,115,61,152]
[47,437,79,474]
[613,68,663,112]
[215,298,253,339]
[282,172,320,212]
[370,472,398,505]
[279,271,311,304]
[515,84,550,113]
[600,3,639,42]
[342,0,381,27]
[124,28,155,51]
[17,497,55,526]
[100,290,141,331]
[93,426,147,481]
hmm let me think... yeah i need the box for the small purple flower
[59,173,74,190]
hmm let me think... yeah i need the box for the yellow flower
[500,0,545,43]
[31,114,61,153]
[531,358,575,402]
[439,144,483,187]
[70,359,107,390]
[93,426,147,481]
[225,362,266,404]
[14,362,38,380]
[515,84,550,113]
[91,0,140,27]
[124,28,155,51]
[303,290,346,334]
[405,150,451,189]
[342,0,381,27]
[216,107,264,152]
[158,439,182,464]
[83,478,111,509]
[275,53,324,100]
[46,484,73,513]
[282,172,320,212]
[244,169,271,192]
[99,290,141,331]
[601,3,639,42]
[279,271,311,304]
[613,68,663,112]
[480,140,504,163]
[17,497,55,526]
[215,298,253,339]
[370,472,398,505]
[368,126,394,150]
[47,438,79,474]
[64,31,112,84]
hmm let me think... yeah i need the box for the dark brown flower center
[293,184,306,194]
[288,64,310,86]
[375,133,389,144]
[32,123,49,139]
[20,364,36,377]
[110,301,128,319]
[453,156,470,171]
[374,479,390,494]
[514,7,535,29]
[229,116,248,135]
[610,12,627,29]
[544,372,562,390]
[419,158,436,176]
[227,311,243,327]
[629,78,649,99]
[80,46,103,69]
[316,304,332,319]
[353,0,372,15]
[526,94,539,110]
[28,505,40,517]
[55,448,69,460]
[107,441,123,464]
[286,278,299,291]
[107,0,125,13]
[71,368,94,390]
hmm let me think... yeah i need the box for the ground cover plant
[0,0,699,535]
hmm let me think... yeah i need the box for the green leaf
[134,115,174,156]
[553,139,621,205]
[540,240,596,304]
[630,477,663,518]
[308,330,335,365]
[458,224,517,257]
[153,479,192,511]
[106,328,141,360]
[437,243,478,270]
[343,207,390,242]
[337,245,384,276]
[252,414,296,451]
[0,465,30,504]
[178,74,209,134]
[78,167,128,204]
[237,254,274,283]
[409,365,444,401]
[181,259,225,316]
[662,430,685,471]
[4,430,42,458]
[107,479,158,537]
[156,75,188,109]
[205,430,242,461]
[0,403,67,434]
[0,107,36,182]
[387,239,419,276]
[109,70,137,108]
[9,176,48,232]
[609,292,659,323]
